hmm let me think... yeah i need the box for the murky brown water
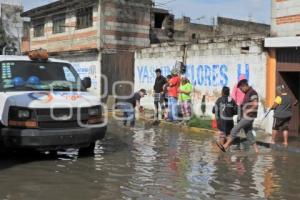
[0,120,300,200]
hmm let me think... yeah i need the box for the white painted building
[135,38,270,131]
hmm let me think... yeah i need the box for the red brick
[31,30,97,45]
[276,14,300,25]
[45,42,97,53]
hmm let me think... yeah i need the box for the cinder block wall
[271,0,300,37]
[135,39,270,130]
[101,0,152,52]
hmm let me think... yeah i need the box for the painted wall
[54,52,101,97]
[135,40,269,129]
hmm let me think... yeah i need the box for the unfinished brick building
[22,0,153,97]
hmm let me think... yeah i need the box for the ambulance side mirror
[82,77,91,89]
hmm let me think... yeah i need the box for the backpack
[220,97,237,119]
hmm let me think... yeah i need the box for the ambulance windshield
[0,61,85,92]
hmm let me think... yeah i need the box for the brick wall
[101,0,151,52]
[29,3,100,53]
[271,0,300,36]
[24,0,152,53]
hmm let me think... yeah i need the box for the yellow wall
[266,49,277,107]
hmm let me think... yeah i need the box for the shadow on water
[0,149,78,173]
[2,138,127,160]
[0,126,130,172]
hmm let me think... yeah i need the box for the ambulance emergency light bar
[28,49,49,61]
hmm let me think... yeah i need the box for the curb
[139,115,218,135]
[108,110,217,134]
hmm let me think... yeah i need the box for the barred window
[33,20,45,37]
[53,14,66,34]
[76,7,93,29]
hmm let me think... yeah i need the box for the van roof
[0,55,70,64]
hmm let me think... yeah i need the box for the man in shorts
[217,79,259,153]
[271,85,292,146]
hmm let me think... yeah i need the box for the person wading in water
[271,85,293,146]
[217,79,259,153]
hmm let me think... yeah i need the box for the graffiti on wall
[72,62,98,90]
[136,64,250,87]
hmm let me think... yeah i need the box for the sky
[23,0,271,25]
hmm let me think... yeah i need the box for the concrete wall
[271,0,300,37]
[135,39,269,129]
[173,16,270,43]
[175,17,214,41]
[0,3,23,54]
[54,52,101,97]
[217,17,270,37]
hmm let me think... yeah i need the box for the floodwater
[0,120,300,200]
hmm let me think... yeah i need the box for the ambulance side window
[63,66,76,82]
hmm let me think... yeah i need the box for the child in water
[213,86,238,145]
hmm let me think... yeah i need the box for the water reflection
[0,121,299,200]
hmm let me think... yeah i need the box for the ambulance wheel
[79,142,95,156]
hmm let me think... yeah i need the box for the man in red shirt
[167,70,181,121]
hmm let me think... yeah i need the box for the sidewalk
[138,109,300,153]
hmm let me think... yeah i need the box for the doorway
[101,52,135,104]
[276,71,300,136]
[276,48,300,137]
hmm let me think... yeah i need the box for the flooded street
[0,120,300,200]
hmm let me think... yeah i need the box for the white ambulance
[0,51,107,153]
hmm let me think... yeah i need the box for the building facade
[22,0,152,97]
[265,0,300,136]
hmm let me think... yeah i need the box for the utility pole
[212,17,216,38]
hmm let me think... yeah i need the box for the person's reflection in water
[265,154,300,200]
[211,154,259,199]
[263,168,276,199]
